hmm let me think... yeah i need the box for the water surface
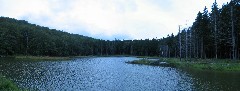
[0,57,239,90]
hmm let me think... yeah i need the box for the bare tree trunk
[214,21,218,59]
[237,49,239,59]
[168,47,171,58]
[231,6,236,60]
[190,30,192,60]
[179,25,182,61]
[167,45,169,58]
[197,38,199,58]
[201,37,203,59]
[214,0,218,59]
[193,33,196,58]
[175,47,177,58]
[186,29,188,60]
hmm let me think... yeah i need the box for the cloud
[0,0,230,40]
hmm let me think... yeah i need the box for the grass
[0,75,20,91]
[126,58,174,67]
[15,56,72,60]
[165,58,240,71]
[127,57,240,72]
[126,59,153,65]
[0,55,74,61]
[136,56,160,59]
[5,55,133,61]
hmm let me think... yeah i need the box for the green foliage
[0,0,239,59]
[165,58,240,72]
[0,17,163,57]
[172,0,240,59]
[0,76,19,91]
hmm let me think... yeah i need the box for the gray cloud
[0,0,230,40]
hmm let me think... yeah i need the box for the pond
[0,57,240,91]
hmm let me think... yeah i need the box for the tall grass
[128,57,240,72]
[0,75,19,91]
[15,56,71,60]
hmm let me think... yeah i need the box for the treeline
[0,0,239,59]
[163,0,240,59]
[0,17,164,56]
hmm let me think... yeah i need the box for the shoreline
[0,56,75,61]
[3,55,240,72]
[127,58,240,72]
[0,55,138,61]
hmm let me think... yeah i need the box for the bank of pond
[0,75,20,91]
[127,58,240,72]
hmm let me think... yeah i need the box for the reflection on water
[0,57,239,91]
[187,69,240,91]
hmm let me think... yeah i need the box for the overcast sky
[0,0,230,40]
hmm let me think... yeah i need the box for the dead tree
[179,25,182,61]
[231,5,236,60]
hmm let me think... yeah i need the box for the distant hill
[0,17,101,56]
[0,17,161,57]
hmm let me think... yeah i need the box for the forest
[0,0,239,59]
